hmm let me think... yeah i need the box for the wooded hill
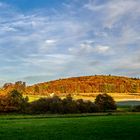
[25,75,140,95]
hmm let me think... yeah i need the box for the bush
[0,91,117,114]
[29,96,63,114]
[0,94,7,112]
[61,94,78,113]
[131,105,140,112]
[29,98,50,114]
[76,99,99,113]
[95,93,117,112]
[28,94,100,114]
[0,90,28,113]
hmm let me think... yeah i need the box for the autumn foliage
[26,75,140,95]
[1,75,140,96]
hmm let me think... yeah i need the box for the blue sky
[0,0,140,85]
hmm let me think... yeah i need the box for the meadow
[0,113,140,140]
[25,93,140,102]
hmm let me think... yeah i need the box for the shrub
[29,98,50,114]
[95,93,117,112]
[61,94,78,113]
[29,96,63,114]
[0,91,116,114]
[28,94,100,114]
[49,96,63,113]
[76,99,99,113]
[131,105,140,112]
[0,94,7,112]
[0,90,28,113]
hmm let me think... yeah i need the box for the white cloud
[95,45,110,53]
[45,39,57,44]
[85,0,140,28]
[68,43,92,55]
[69,42,111,55]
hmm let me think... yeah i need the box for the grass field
[0,114,140,140]
[25,93,140,102]
[117,100,140,111]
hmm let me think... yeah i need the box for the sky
[0,0,140,85]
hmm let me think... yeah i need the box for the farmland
[0,114,140,140]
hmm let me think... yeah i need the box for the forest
[1,75,140,95]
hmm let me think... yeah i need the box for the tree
[29,98,50,114]
[132,105,140,112]
[29,95,63,114]
[14,81,26,93]
[95,93,116,111]
[131,84,139,93]
[6,90,28,112]
[34,85,40,94]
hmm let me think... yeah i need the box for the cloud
[0,0,140,85]
[85,0,140,28]
[69,41,111,55]
[95,45,110,53]
[45,39,57,44]
[118,25,140,46]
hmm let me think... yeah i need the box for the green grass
[116,100,140,112]
[117,100,140,106]
[0,114,140,140]
[24,95,48,102]
[117,105,131,112]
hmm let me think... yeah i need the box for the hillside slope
[26,75,140,95]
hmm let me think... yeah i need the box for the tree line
[0,90,116,114]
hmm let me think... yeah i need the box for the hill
[26,75,140,95]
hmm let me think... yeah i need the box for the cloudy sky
[0,0,140,85]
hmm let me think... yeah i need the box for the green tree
[7,90,28,112]
[95,93,116,111]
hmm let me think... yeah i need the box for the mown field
[0,114,140,140]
